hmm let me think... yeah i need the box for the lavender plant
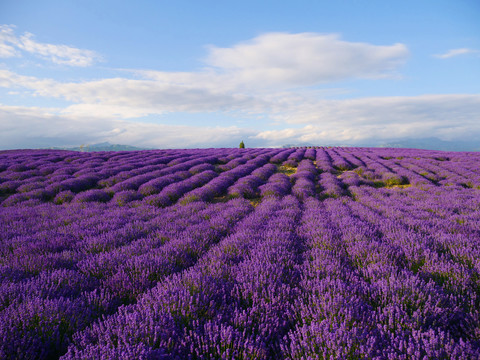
[0,147,479,359]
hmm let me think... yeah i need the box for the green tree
[239,140,245,149]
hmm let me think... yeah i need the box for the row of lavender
[2,190,480,358]
[1,147,480,359]
[2,147,480,208]
[0,199,254,359]
[0,148,279,207]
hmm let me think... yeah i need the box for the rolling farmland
[1,147,480,359]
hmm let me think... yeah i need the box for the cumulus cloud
[0,30,410,120]
[208,32,408,88]
[134,32,409,91]
[1,28,478,149]
[255,94,480,145]
[1,93,479,149]
[0,69,55,89]
[0,69,267,118]
[434,48,480,59]
[0,24,100,66]
[1,69,480,148]
[0,104,256,149]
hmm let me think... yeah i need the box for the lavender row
[0,149,285,207]
[2,147,480,359]
[283,197,479,358]
[0,199,253,359]
[62,196,303,359]
[3,147,480,208]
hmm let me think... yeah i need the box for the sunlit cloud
[0,31,410,121]
[1,27,479,149]
[1,93,479,149]
[0,104,256,149]
[255,94,480,145]
[206,32,408,88]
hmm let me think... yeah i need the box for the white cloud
[0,25,19,58]
[1,28,479,149]
[0,68,268,118]
[434,48,480,59]
[0,69,55,89]
[1,93,479,149]
[0,104,255,149]
[206,32,409,88]
[17,32,100,66]
[0,24,100,66]
[255,94,480,145]
[1,69,480,148]
[134,32,408,92]
[1,28,408,84]
[0,30,410,121]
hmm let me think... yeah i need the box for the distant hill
[377,137,480,152]
[47,142,152,152]
[282,137,480,152]
[44,138,480,152]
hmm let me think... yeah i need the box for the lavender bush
[0,147,480,359]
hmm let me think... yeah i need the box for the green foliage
[239,140,245,149]
[54,191,75,204]
[383,173,409,187]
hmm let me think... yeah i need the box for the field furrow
[1,147,480,359]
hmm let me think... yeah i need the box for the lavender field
[1,147,480,359]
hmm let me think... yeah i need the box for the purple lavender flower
[0,148,479,359]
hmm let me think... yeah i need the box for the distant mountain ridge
[47,142,151,152]
[377,137,480,152]
[283,137,480,152]
[44,138,480,152]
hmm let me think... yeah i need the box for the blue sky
[0,0,479,149]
